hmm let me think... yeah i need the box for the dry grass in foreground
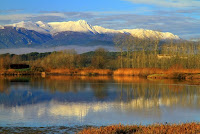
[79,123,200,134]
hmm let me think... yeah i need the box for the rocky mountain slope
[0,20,180,49]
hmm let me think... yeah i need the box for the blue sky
[0,0,200,39]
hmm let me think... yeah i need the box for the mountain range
[0,20,180,50]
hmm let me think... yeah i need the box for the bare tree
[91,48,108,69]
[113,34,126,68]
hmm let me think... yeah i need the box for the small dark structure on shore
[10,64,29,69]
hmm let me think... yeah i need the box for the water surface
[0,76,200,127]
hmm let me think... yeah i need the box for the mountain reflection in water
[0,76,200,127]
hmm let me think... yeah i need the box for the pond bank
[1,68,200,80]
[0,126,90,134]
[79,123,200,134]
[1,123,199,134]
[147,73,200,80]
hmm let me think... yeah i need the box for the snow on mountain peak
[93,26,118,34]
[36,21,44,25]
[35,21,52,32]
[77,20,88,24]
[36,21,46,27]
[120,29,180,40]
[48,20,97,34]
[3,20,180,40]
[7,21,50,33]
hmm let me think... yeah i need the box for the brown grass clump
[79,124,138,134]
[113,64,200,78]
[48,67,200,80]
[79,69,112,76]
[79,123,200,134]
[166,68,200,74]
[166,64,200,74]
[113,68,164,76]
[49,68,74,75]
[49,68,112,76]
[80,76,112,81]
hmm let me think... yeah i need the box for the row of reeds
[79,123,200,134]
[48,68,113,76]
[2,66,200,79]
[113,68,164,76]
[0,69,39,75]
[47,67,200,79]
[48,68,164,76]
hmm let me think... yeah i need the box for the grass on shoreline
[2,67,200,80]
[0,123,199,134]
[79,123,200,134]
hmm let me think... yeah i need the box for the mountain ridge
[4,20,180,40]
[0,20,181,50]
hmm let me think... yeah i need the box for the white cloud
[124,0,200,8]
[0,13,66,23]
[0,12,96,24]
[0,14,32,21]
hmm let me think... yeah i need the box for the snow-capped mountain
[120,29,179,40]
[48,20,97,34]
[36,21,53,32]
[6,21,50,33]
[0,20,182,50]
[93,25,119,34]
[4,20,180,40]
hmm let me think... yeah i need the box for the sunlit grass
[79,123,200,134]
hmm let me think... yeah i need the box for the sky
[0,0,200,39]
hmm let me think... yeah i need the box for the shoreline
[1,68,200,80]
[79,123,200,134]
[0,123,199,134]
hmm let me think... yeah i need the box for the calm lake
[0,76,200,127]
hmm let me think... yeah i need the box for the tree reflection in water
[0,76,200,109]
[0,76,200,126]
